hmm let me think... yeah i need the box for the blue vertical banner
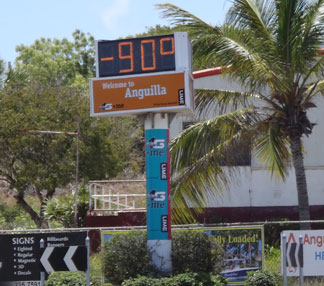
[145,129,171,240]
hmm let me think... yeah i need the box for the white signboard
[281,230,324,276]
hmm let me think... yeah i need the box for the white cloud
[100,0,132,32]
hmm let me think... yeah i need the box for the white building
[169,68,324,222]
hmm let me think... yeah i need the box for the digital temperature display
[97,34,176,77]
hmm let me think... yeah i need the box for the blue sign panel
[145,129,171,240]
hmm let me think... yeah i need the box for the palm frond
[227,0,276,43]
[171,108,260,172]
[254,121,290,178]
[171,151,234,223]
[276,0,309,65]
[194,88,256,115]
[170,108,261,222]
[156,3,220,38]
[306,78,324,98]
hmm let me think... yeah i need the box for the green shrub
[245,270,279,286]
[122,273,228,286]
[264,245,281,274]
[46,271,85,286]
[122,275,165,286]
[102,231,152,285]
[172,230,223,275]
[90,253,102,286]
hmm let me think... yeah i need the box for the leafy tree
[14,29,95,84]
[0,30,143,228]
[157,1,324,228]
[131,24,174,38]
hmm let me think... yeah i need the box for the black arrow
[40,246,87,273]
[286,242,303,268]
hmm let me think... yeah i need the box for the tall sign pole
[145,113,171,273]
[90,32,193,274]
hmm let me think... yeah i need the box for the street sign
[281,230,324,276]
[286,242,303,268]
[40,245,87,273]
[90,70,194,116]
[0,232,87,286]
[90,32,194,117]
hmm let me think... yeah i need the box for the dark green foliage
[122,273,227,286]
[46,271,86,286]
[0,203,35,229]
[245,270,279,286]
[122,276,163,286]
[131,25,175,38]
[172,230,223,275]
[0,30,144,228]
[102,231,152,285]
[44,185,89,228]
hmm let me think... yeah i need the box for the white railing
[89,180,146,213]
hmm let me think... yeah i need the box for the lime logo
[160,163,167,180]
[148,190,166,202]
[99,103,113,110]
[161,215,168,232]
[147,137,165,149]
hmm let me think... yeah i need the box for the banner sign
[0,231,87,286]
[90,70,194,116]
[281,230,324,276]
[204,226,264,285]
[145,129,171,240]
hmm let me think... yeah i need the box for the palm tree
[157,0,324,229]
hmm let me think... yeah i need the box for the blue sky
[0,0,230,64]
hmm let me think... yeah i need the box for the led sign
[96,32,191,77]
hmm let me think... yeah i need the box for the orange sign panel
[90,71,193,116]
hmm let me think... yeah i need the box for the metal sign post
[282,235,287,286]
[298,236,304,286]
[86,236,90,286]
[145,113,172,274]
[40,239,45,286]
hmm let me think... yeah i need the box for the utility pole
[74,117,80,227]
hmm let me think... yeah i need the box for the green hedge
[101,230,224,284]
[172,230,223,275]
[245,270,279,286]
[46,272,86,286]
[122,273,228,286]
[102,231,152,285]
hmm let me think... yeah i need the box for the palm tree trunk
[289,134,311,230]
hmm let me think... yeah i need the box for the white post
[94,185,97,210]
[89,184,92,210]
[145,113,172,274]
[101,185,105,209]
[109,189,112,210]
